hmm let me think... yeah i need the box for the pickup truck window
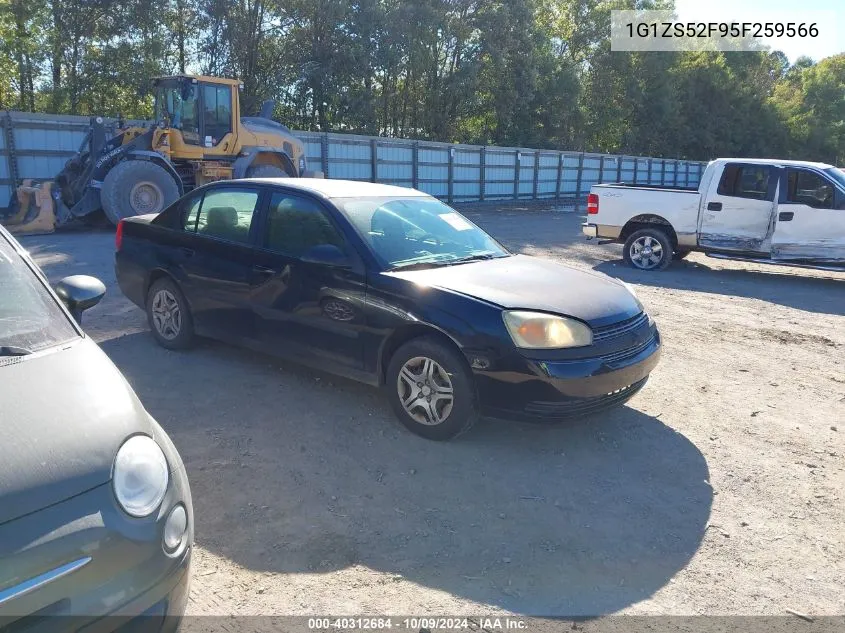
[264,192,344,256]
[717,164,771,200]
[786,170,834,209]
[186,188,259,244]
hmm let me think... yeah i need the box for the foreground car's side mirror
[54,275,106,322]
[301,244,351,268]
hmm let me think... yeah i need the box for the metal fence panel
[0,111,707,212]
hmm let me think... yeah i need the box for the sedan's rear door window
[194,188,260,244]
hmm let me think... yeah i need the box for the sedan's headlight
[503,311,593,349]
[113,435,169,517]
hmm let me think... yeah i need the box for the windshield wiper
[389,254,459,270]
[0,345,33,356]
[390,260,454,271]
[449,253,507,265]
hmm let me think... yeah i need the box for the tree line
[1,0,843,163]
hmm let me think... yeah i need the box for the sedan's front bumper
[0,466,192,632]
[473,330,661,422]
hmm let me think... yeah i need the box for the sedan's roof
[242,178,430,199]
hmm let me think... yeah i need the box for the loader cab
[153,76,239,155]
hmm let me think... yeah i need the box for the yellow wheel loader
[3,75,321,234]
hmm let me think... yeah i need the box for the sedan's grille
[592,312,649,343]
[600,335,656,366]
[524,378,647,418]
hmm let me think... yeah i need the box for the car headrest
[206,206,238,230]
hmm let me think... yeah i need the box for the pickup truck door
[176,186,264,341]
[771,167,845,263]
[698,163,779,253]
[249,189,367,372]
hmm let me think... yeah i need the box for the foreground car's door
[698,162,778,253]
[771,167,845,263]
[250,190,367,372]
[178,186,264,340]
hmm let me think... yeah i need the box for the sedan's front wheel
[386,337,478,440]
[146,277,195,350]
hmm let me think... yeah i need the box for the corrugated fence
[1,110,706,211]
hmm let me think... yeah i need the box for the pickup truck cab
[582,158,845,271]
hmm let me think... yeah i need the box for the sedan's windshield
[0,235,78,355]
[335,196,509,269]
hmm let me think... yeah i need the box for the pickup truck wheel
[146,278,194,350]
[623,229,673,271]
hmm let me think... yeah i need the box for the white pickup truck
[582,158,845,271]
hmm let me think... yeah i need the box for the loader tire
[101,160,180,225]
[246,164,290,178]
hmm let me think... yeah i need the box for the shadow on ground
[593,259,845,317]
[101,331,712,616]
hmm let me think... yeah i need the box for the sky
[673,0,844,62]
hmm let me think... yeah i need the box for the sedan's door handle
[778,211,794,221]
[707,202,722,211]
[179,247,195,258]
[252,265,278,275]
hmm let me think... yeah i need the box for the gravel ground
[18,207,845,618]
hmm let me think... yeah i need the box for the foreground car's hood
[0,337,152,524]
[387,254,641,326]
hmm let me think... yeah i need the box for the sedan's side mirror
[54,275,106,322]
[301,244,351,268]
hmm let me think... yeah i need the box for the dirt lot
[19,208,844,617]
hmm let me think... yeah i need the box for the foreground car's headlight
[503,311,593,349]
[113,435,169,517]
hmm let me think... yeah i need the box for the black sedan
[0,225,192,629]
[115,178,661,440]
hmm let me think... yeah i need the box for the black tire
[101,160,180,225]
[246,164,290,178]
[623,228,673,271]
[146,277,194,350]
[386,336,478,441]
[674,249,692,260]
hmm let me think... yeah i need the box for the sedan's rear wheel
[146,277,194,350]
[386,337,477,440]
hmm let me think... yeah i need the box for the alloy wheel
[629,235,664,270]
[397,356,454,425]
[151,289,182,340]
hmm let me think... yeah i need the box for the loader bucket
[3,180,57,235]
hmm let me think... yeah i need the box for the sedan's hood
[0,337,152,525]
[387,254,641,326]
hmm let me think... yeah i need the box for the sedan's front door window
[264,192,344,256]
[195,189,259,244]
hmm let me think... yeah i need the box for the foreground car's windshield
[0,235,78,355]
[335,196,509,269]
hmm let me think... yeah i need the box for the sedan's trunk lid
[0,337,153,525]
